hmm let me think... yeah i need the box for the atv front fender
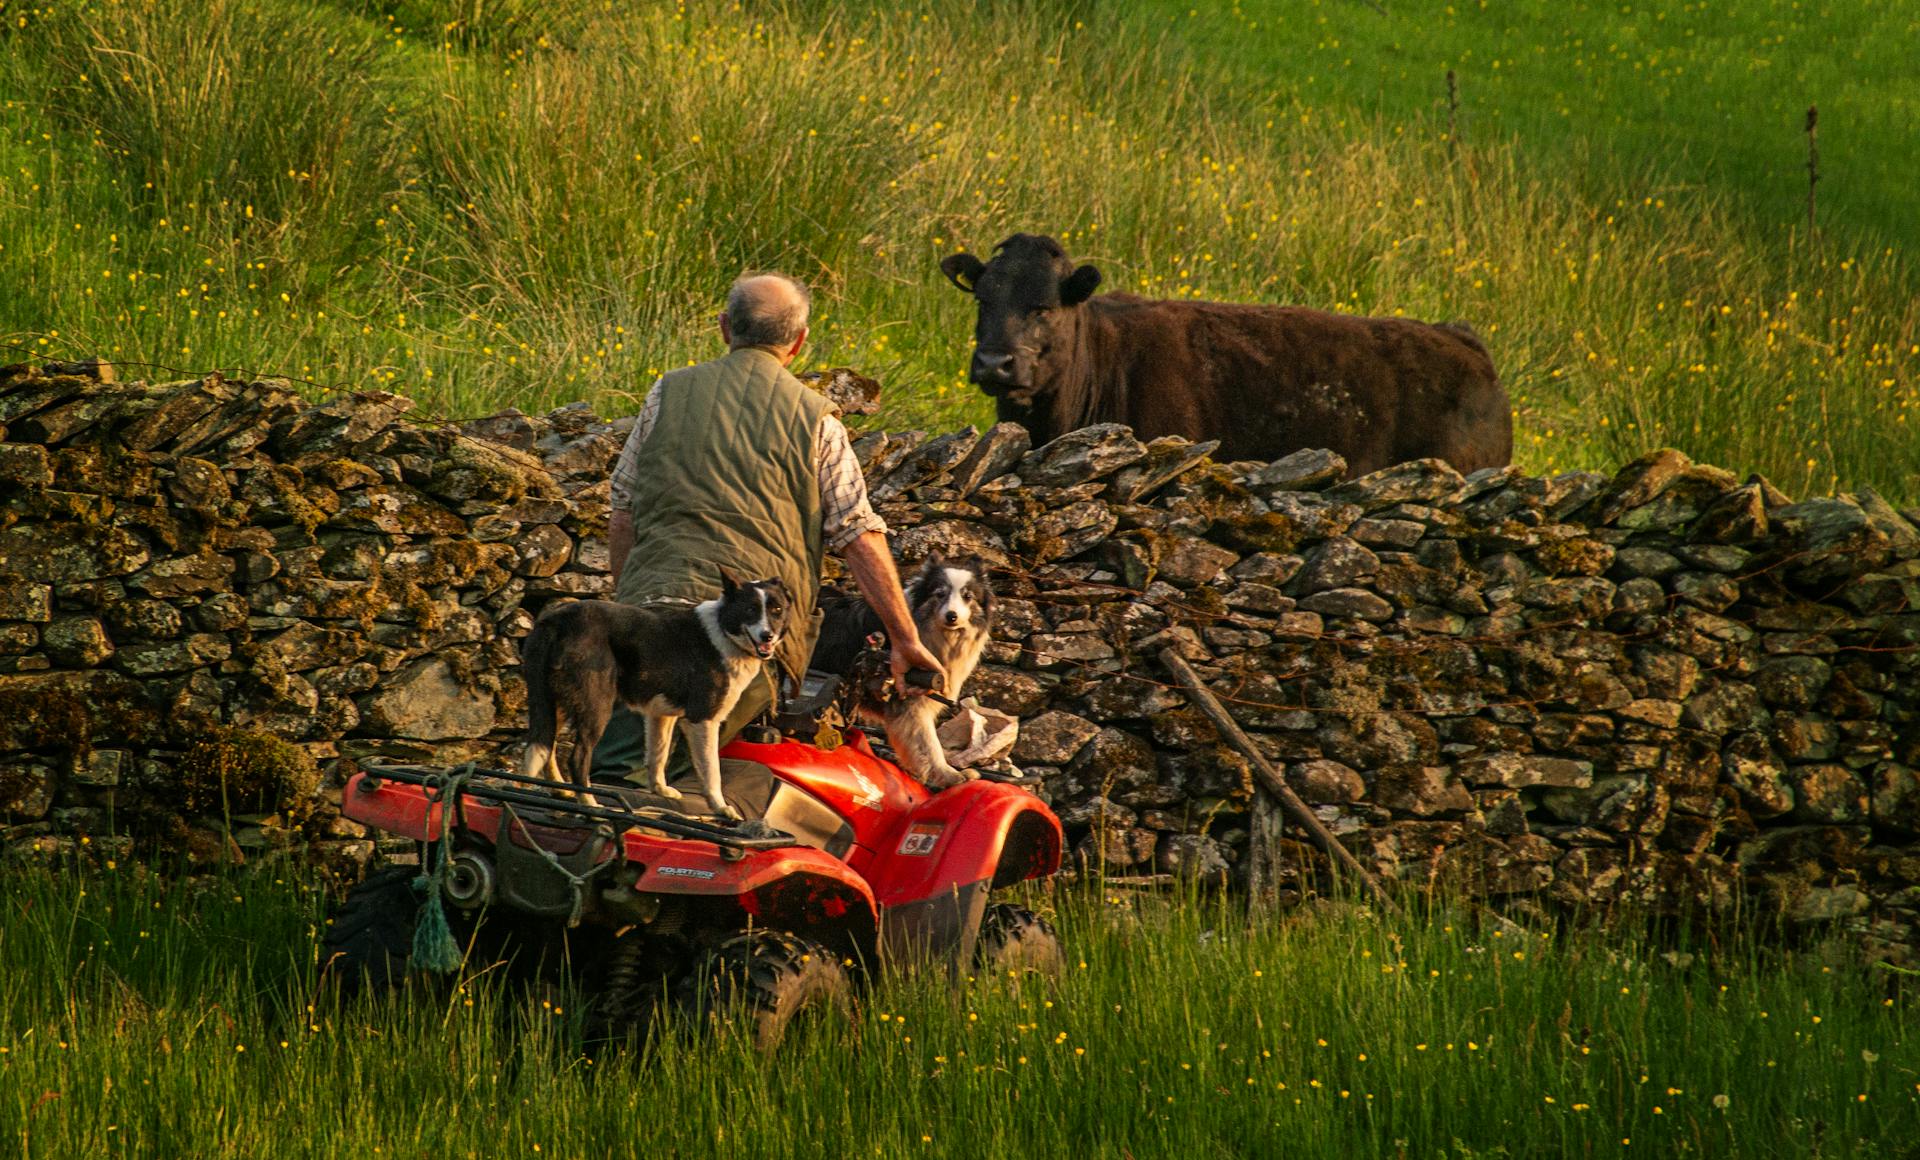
[867,780,1063,966]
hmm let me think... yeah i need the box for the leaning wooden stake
[1158,648,1406,919]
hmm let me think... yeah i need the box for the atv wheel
[672,930,850,1051]
[319,866,427,996]
[975,903,1064,976]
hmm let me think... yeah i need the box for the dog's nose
[969,350,1019,387]
[944,610,961,626]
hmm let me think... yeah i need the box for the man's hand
[890,633,947,701]
[842,530,950,698]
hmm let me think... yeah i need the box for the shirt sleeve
[816,413,887,553]
[607,379,663,518]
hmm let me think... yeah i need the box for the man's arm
[605,381,663,590]
[609,510,635,581]
[840,530,945,696]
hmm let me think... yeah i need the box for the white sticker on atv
[656,866,717,880]
[852,769,883,810]
[898,823,943,856]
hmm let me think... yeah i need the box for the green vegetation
[1,863,1915,1157]
[0,0,1913,499]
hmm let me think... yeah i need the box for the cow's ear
[940,252,986,294]
[1060,263,1102,306]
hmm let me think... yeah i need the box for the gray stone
[1242,447,1346,492]
[41,617,112,667]
[1753,656,1831,710]
[1229,553,1303,585]
[0,760,54,818]
[1108,436,1219,503]
[113,634,231,676]
[1683,681,1768,734]
[1057,796,1136,828]
[1325,458,1466,509]
[1612,547,1682,579]
[1066,728,1159,792]
[0,578,51,622]
[1788,764,1867,824]
[1157,833,1231,879]
[1290,536,1380,594]
[513,523,574,577]
[1026,632,1115,669]
[1296,588,1393,621]
[1349,517,1425,549]
[1288,759,1366,804]
[871,427,977,500]
[1157,535,1240,586]
[1373,765,1474,816]
[890,520,1010,568]
[1722,744,1794,819]
[1017,424,1148,488]
[948,423,1031,495]
[1789,885,1869,924]
[1012,710,1101,765]
[1459,753,1594,789]
[1264,492,1362,540]
[360,655,497,740]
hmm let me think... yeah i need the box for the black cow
[939,233,1512,476]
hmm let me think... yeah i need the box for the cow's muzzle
[969,349,1024,393]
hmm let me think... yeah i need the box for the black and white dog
[814,553,994,789]
[519,569,791,820]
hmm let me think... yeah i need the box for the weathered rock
[41,617,113,667]
[1011,710,1101,766]
[1325,458,1465,509]
[1296,587,1393,622]
[1288,759,1366,804]
[359,655,497,740]
[1157,833,1232,879]
[1017,424,1148,488]
[1241,447,1346,492]
[1373,765,1474,816]
[1289,536,1380,594]
[1459,753,1595,789]
[1788,764,1867,824]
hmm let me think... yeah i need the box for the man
[593,272,942,780]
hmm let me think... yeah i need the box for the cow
[938,233,1513,477]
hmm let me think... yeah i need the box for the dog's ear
[717,565,743,595]
[920,549,945,573]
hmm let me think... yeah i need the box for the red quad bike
[322,674,1064,1048]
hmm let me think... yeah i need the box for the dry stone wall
[2,362,1918,950]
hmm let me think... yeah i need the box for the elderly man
[592,272,942,780]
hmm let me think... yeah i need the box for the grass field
[0,0,1915,500]
[0,861,1915,1158]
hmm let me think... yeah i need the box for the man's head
[721,272,811,363]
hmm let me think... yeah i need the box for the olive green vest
[615,346,832,686]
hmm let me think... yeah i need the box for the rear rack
[353,761,798,851]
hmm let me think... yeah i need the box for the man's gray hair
[726,272,812,350]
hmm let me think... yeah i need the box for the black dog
[519,569,791,819]
[813,553,994,788]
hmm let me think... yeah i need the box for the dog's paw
[921,765,977,791]
[711,800,743,823]
[654,784,683,801]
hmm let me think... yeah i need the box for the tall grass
[0,0,1914,499]
[1,862,1915,1157]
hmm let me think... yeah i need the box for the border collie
[519,569,791,820]
[814,553,994,789]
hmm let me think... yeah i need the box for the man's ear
[940,252,987,294]
[1060,263,1102,306]
[718,565,742,595]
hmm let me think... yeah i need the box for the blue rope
[411,762,476,974]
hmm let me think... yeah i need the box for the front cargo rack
[353,760,798,851]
